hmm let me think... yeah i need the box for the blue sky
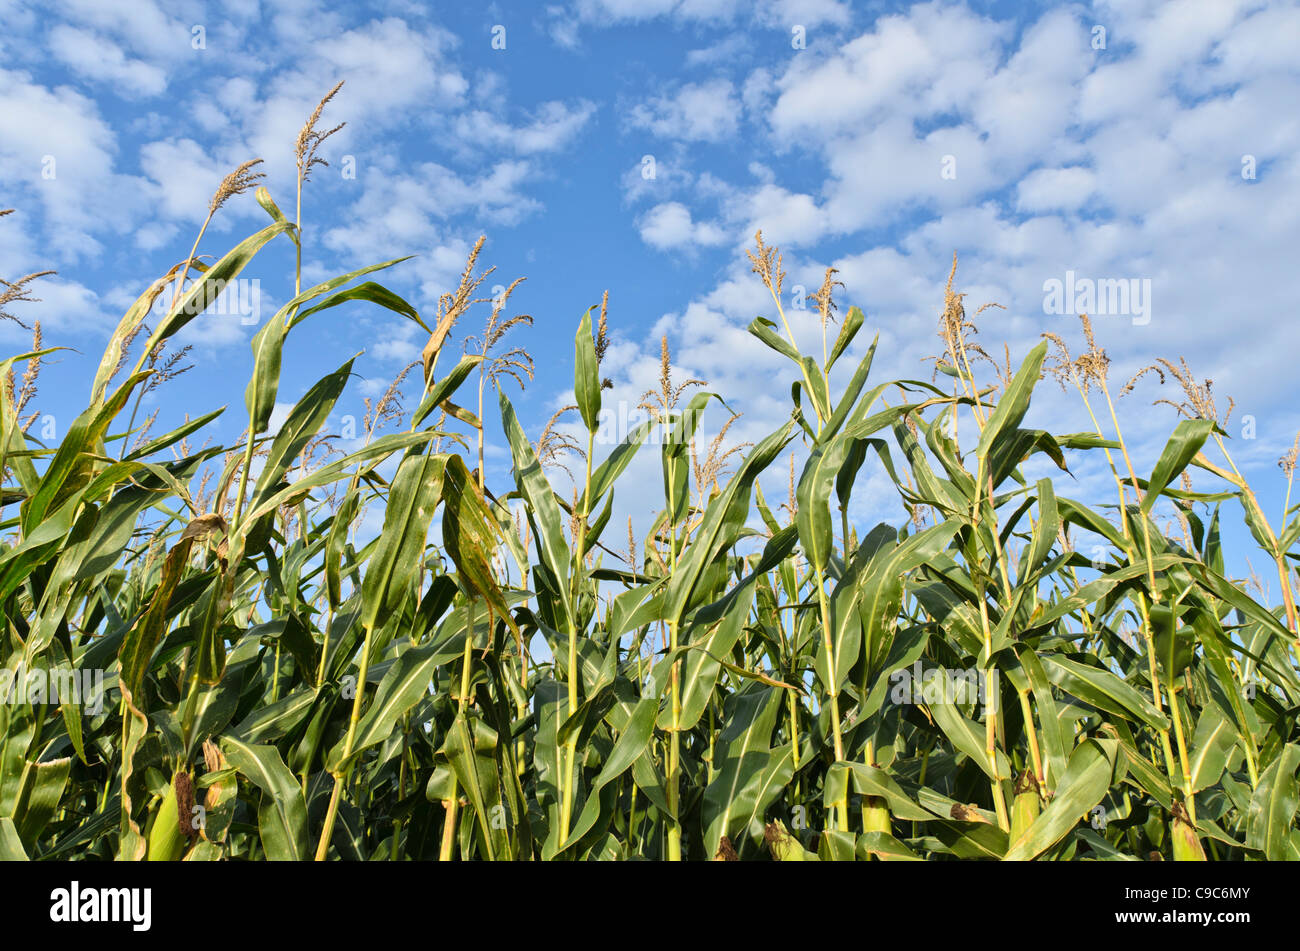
[2,0,1299,588]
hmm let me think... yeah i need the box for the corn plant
[1,89,1298,862]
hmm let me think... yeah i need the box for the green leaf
[220,737,309,861]
[360,451,448,635]
[248,356,357,514]
[1247,744,1300,860]
[800,355,830,423]
[125,407,226,461]
[839,762,939,822]
[255,185,290,227]
[1142,419,1214,515]
[856,831,921,861]
[796,432,855,573]
[412,353,483,428]
[289,277,424,331]
[1003,739,1119,861]
[236,431,438,531]
[143,222,295,355]
[10,757,71,848]
[327,639,440,774]
[1022,478,1059,581]
[585,420,654,510]
[442,455,512,626]
[574,306,602,434]
[976,341,1047,463]
[747,316,801,364]
[1015,647,1069,789]
[822,335,879,440]
[118,538,196,701]
[499,391,573,631]
[703,685,784,856]
[1040,654,1170,732]
[443,712,509,861]
[662,391,728,524]
[827,306,865,370]
[0,817,27,860]
[664,422,794,626]
[325,493,360,612]
[21,370,149,533]
[925,674,1012,783]
[1188,703,1239,794]
[562,697,658,851]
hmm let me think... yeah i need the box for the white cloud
[757,0,851,29]
[453,100,597,154]
[368,321,423,363]
[0,67,150,258]
[133,221,180,252]
[731,184,823,247]
[139,138,235,224]
[1016,167,1098,213]
[50,0,192,60]
[323,159,542,266]
[639,202,728,249]
[684,35,750,68]
[621,152,697,204]
[627,79,741,143]
[769,3,1003,140]
[970,9,1091,163]
[308,18,467,116]
[47,26,168,97]
[740,67,775,117]
[233,18,469,186]
[1210,3,1300,80]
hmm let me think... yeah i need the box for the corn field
[2,90,1299,863]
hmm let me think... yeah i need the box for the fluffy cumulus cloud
[322,158,542,269]
[47,25,169,97]
[0,68,159,260]
[627,79,742,143]
[638,201,727,249]
[453,100,598,154]
[1015,167,1098,213]
[50,0,196,59]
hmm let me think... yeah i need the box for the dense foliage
[2,91,1298,861]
